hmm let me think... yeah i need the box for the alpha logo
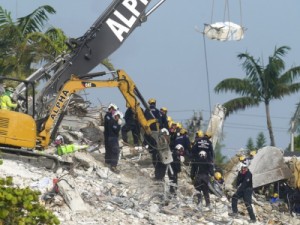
[82,82,96,88]
[106,0,149,42]
[50,90,70,120]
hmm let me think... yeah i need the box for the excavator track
[0,147,72,172]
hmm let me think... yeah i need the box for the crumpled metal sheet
[249,146,292,188]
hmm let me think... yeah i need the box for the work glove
[180,156,185,163]
[117,118,123,125]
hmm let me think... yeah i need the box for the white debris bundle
[203,22,245,41]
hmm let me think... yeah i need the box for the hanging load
[203,22,244,41]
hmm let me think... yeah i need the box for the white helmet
[199,150,207,158]
[55,135,64,145]
[113,110,123,118]
[108,103,118,110]
[161,128,169,135]
[240,161,249,168]
[175,144,184,150]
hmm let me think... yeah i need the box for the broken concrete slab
[249,146,292,188]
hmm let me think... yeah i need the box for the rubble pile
[0,111,299,224]
[0,147,299,225]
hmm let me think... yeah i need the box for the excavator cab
[0,77,37,148]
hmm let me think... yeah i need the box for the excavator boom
[15,0,166,119]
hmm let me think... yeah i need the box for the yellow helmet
[196,130,204,137]
[273,193,279,198]
[239,155,246,162]
[214,172,222,180]
[176,123,182,129]
[250,150,257,156]
[179,128,187,135]
[148,98,156,104]
[167,116,172,122]
[160,107,167,112]
[205,131,212,138]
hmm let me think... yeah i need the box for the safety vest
[57,144,88,156]
[0,94,17,110]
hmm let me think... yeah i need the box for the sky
[1,0,300,158]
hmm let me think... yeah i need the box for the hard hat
[175,144,184,150]
[214,172,222,180]
[239,155,246,162]
[176,123,182,129]
[113,110,123,118]
[179,128,187,135]
[240,161,249,168]
[6,87,14,92]
[205,131,212,138]
[250,150,257,156]
[167,116,172,122]
[108,103,118,110]
[196,130,204,137]
[160,128,169,135]
[199,150,207,158]
[273,193,279,198]
[160,107,167,112]
[148,98,156,104]
[55,135,64,145]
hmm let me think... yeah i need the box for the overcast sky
[2,0,300,157]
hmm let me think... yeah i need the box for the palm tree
[214,46,300,146]
[0,5,68,79]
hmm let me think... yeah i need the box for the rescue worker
[193,131,214,163]
[168,121,178,150]
[106,110,123,174]
[160,107,169,129]
[144,98,162,130]
[175,128,191,157]
[229,162,256,223]
[0,87,17,110]
[104,103,118,166]
[144,98,166,181]
[168,144,184,195]
[121,105,140,147]
[214,171,224,184]
[191,150,213,208]
[194,130,204,142]
[54,135,88,156]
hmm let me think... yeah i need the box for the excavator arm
[37,69,158,147]
[16,0,166,119]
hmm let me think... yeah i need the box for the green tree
[0,5,68,79]
[246,137,255,151]
[256,132,266,149]
[214,46,300,146]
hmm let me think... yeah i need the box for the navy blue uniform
[192,136,214,163]
[190,155,213,207]
[232,169,256,221]
[105,113,121,167]
[144,105,166,181]
[121,107,140,146]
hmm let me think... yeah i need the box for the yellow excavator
[0,0,170,168]
[0,70,172,168]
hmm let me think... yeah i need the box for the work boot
[110,166,120,174]
[249,219,256,223]
[228,212,238,218]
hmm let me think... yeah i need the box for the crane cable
[202,33,212,117]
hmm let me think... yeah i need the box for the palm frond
[17,5,56,35]
[223,97,260,117]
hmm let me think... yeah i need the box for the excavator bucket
[150,131,173,164]
[249,146,292,188]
